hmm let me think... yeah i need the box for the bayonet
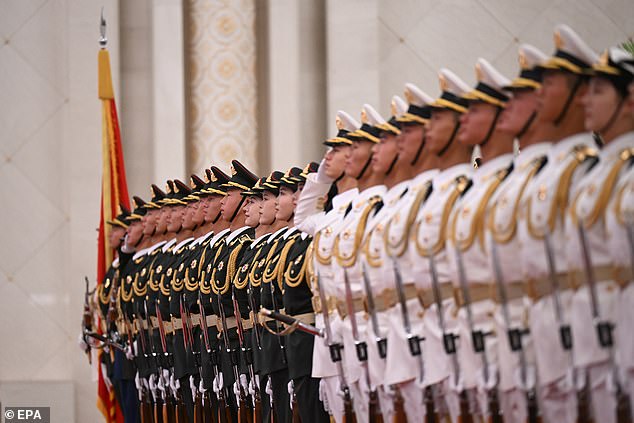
[343,268,382,422]
[258,308,324,337]
[453,245,500,422]
[577,223,632,422]
[361,263,387,359]
[428,247,471,422]
[488,233,538,423]
[99,7,107,47]
[316,272,355,421]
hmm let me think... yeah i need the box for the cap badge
[439,73,448,91]
[554,30,563,49]
[360,109,369,124]
[335,116,344,130]
[519,51,529,69]
[475,62,483,81]
[390,99,398,115]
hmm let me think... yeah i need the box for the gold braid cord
[313,231,332,265]
[527,146,597,238]
[334,197,382,268]
[384,181,432,258]
[413,176,469,257]
[450,168,509,252]
[211,244,244,295]
[277,238,297,291]
[488,158,543,244]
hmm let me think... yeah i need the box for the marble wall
[326,0,634,120]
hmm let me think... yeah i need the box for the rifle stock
[424,386,436,423]
[392,387,406,423]
[369,389,383,423]
[458,390,473,423]
[342,392,356,423]
[253,397,262,423]
[487,388,502,423]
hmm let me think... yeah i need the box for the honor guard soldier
[197,166,235,419]
[356,102,411,422]
[276,163,332,422]
[516,24,598,423]
[411,69,473,422]
[565,45,634,423]
[207,160,257,421]
[383,86,438,421]
[294,111,359,422]
[445,58,513,422]
[97,205,132,417]
[259,169,295,422]
[485,43,550,423]
[116,195,152,423]
[332,104,386,422]
[232,175,277,421]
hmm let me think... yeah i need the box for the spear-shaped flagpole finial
[99,7,107,48]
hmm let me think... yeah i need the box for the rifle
[217,291,249,421]
[259,308,323,337]
[316,273,356,422]
[427,247,472,423]
[245,277,263,423]
[199,293,230,423]
[361,263,388,359]
[230,287,255,423]
[343,268,383,423]
[134,303,155,423]
[82,277,95,362]
[543,231,591,423]
[145,301,169,423]
[389,258,430,422]
[179,294,205,423]
[488,233,540,423]
[155,302,176,423]
[453,245,501,423]
[577,223,632,423]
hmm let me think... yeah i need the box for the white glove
[233,374,249,399]
[447,372,464,394]
[190,375,198,400]
[266,376,274,407]
[249,375,260,398]
[100,361,113,390]
[170,373,180,398]
[157,370,168,396]
[287,380,295,410]
[514,365,537,392]
[77,333,89,352]
[149,374,158,402]
[318,379,330,413]
[199,378,207,396]
[213,373,224,396]
[121,233,135,253]
[315,158,333,183]
[135,372,143,400]
[476,363,498,392]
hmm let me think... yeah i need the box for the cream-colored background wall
[0,0,631,421]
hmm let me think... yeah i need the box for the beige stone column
[185,0,258,174]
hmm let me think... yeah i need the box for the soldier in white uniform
[357,101,410,421]
[412,69,474,422]
[565,46,634,423]
[294,111,359,422]
[382,85,439,419]
[446,58,514,421]
[485,43,550,423]
[332,107,387,422]
[516,24,599,423]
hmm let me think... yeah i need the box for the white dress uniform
[565,132,634,423]
[361,178,409,421]
[380,84,439,419]
[333,183,386,422]
[294,110,361,422]
[483,43,549,423]
[607,156,634,409]
[445,58,514,419]
[516,24,599,423]
[485,142,550,422]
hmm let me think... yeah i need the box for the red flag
[95,42,129,423]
